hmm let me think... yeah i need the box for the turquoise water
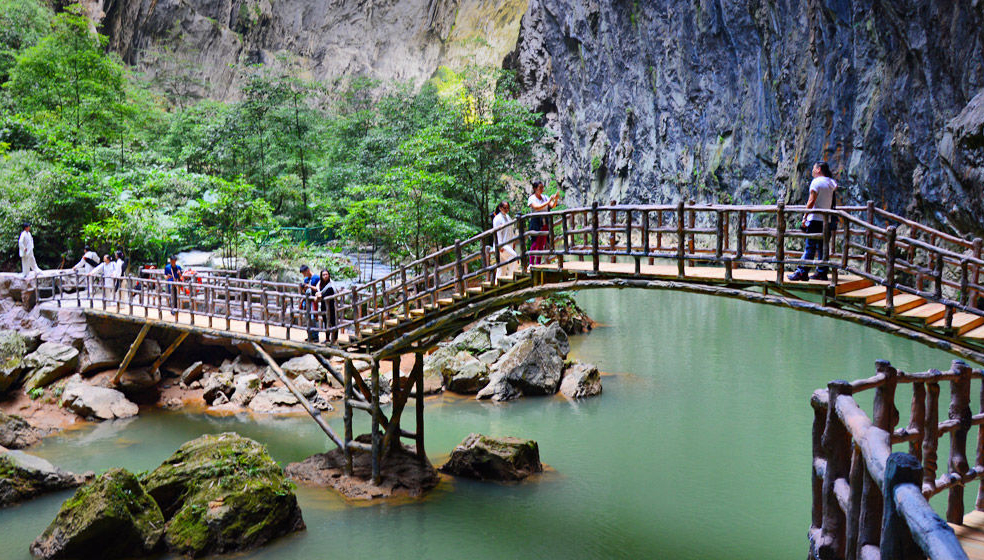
[0,289,963,559]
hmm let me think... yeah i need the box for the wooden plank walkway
[953,511,984,559]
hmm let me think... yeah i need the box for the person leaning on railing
[528,180,559,265]
[164,255,184,310]
[492,200,519,279]
[789,161,838,282]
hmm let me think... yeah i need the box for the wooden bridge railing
[32,202,984,348]
[809,359,984,560]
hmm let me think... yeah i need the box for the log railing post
[560,211,570,271]
[909,382,926,462]
[400,266,409,319]
[737,210,746,260]
[517,213,529,275]
[923,381,941,492]
[812,393,827,537]
[880,453,925,560]
[715,210,724,259]
[934,253,944,299]
[973,238,982,308]
[978,373,984,510]
[591,202,600,273]
[352,287,361,336]
[860,361,899,549]
[224,278,231,330]
[609,206,617,264]
[414,351,425,460]
[865,201,875,273]
[454,240,464,296]
[819,380,853,560]
[642,211,651,262]
[947,360,972,524]
[776,202,786,284]
[687,202,695,266]
[676,201,685,278]
[959,259,970,307]
[885,226,897,314]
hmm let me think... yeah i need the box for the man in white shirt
[18,223,41,277]
[492,201,519,279]
[788,162,837,282]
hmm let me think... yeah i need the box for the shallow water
[0,289,963,559]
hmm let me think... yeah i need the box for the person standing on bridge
[164,255,184,310]
[317,269,338,343]
[18,222,41,277]
[789,161,838,282]
[493,200,519,279]
[528,181,559,265]
[72,245,100,274]
[299,265,320,342]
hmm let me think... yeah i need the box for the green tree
[0,0,51,84]
[192,178,274,265]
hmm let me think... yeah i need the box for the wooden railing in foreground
[32,201,984,353]
[810,360,984,560]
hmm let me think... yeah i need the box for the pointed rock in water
[22,342,79,391]
[0,449,92,508]
[440,434,543,481]
[141,433,304,557]
[560,362,602,399]
[30,468,162,559]
[0,411,47,449]
[60,375,139,420]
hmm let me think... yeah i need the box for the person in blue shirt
[164,255,184,310]
[299,265,320,342]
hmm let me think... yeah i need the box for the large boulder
[202,370,235,405]
[0,411,47,449]
[60,375,139,420]
[78,335,161,375]
[249,387,300,413]
[0,449,91,508]
[280,355,328,382]
[477,324,568,401]
[449,328,491,355]
[230,374,261,406]
[0,329,28,392]
[180,361,205,385]
[22,342,79,391]
[30,468,163,559]
[117,367,162,400]
[443,351,490,395]
[560,362,603,399]
[141,433,305,557]
[439,434,543,481]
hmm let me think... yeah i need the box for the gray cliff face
[92,0,527,102]
[508,1,984,236]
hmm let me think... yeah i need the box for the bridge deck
[954,511,984,559]
[531,259,840,287]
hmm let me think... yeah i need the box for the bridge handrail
[810,360,978,560]
[33,201,984,350]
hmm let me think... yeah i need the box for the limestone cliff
[507,0,984,236]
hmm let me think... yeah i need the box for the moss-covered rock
[0,450,91,508]
[141,433,304,557]
[0,329,27,393]
[30,468,162,559]
[440,433,543,481]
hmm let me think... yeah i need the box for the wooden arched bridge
[31,201,984,559]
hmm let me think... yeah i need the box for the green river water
[0,289,964,559]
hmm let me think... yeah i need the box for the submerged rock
[0,449,92,508]
[286,434,438,500]
[440,434,543,481]
[141,433,304,557]
[60,375,139,420]
[0,411,47,449]
[22,342,79,391]
[30,468,162,560]
[560,362,602,399]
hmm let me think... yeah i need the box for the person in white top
[89,254,116,299]
[527,180,559,265]
[72,245,100,274]
[789,161,838,282]
[18,223,41,277]
[492,201,519,279]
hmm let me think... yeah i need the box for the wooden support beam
[370,361,381,485]
[149,331,190,374]
[414,351,425,460]
[382,356,413,457]
[251,342,345,451]
[111,323,151,385]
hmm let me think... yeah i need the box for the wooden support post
[414,351,425,459]
[351,287,360,336]
[776,202,786,284]
[609,206,617,264]
[111,323,151,385]
[454,240,464,296]
[923,382,940,491]
[885,226,897,314]
[908,383,926,462]
[224,278,231,330]
[880,453,926,560]
[811,393,826,535]
[401,266,409,319]
[149,332,189,375]
[371,361,381,485]
[935,253,944,299]
[724,257,733,282]
[687,203,695,266]
[591,202,600,273]
[642,211,651,262]
[860,361,899,549]
[978,375,984,510]
[846,446,864,560]
[343,359,355,475]
[252,343,345,450]
[819,380,852,560]
[517,214,529,275]
[959,259,970,307]
[381,356,408,456]
[737,210,746,260]
[865,201,875,274]
[973,238,982,307]
[947,360,972,524]
[715,210,724,259]
[676,201,685,278]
